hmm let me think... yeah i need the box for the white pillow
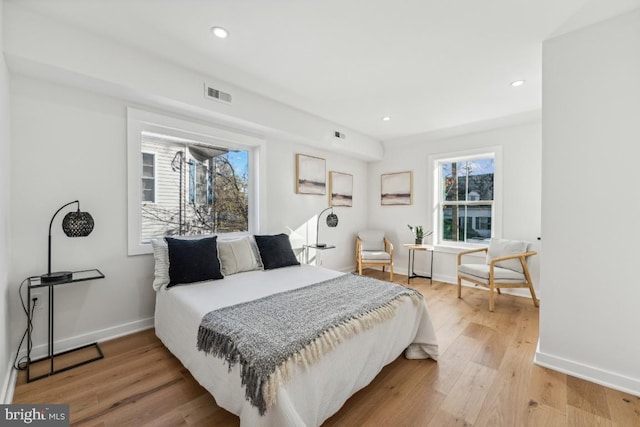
[151,238,170,291]
[217,236,264,276]
[486,238,529,273]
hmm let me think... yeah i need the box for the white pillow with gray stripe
[217,236,264,276]
[151,238,170,290]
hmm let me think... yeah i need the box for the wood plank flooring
[12,269,640,426]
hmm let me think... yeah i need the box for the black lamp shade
[62,211,94,237]
[41,200,94,283]
[326,212,339,228]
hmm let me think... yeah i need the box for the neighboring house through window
[430,148,501,246]
[127,108,265,255]
[141,152,156,203]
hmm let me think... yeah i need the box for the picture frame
[296,154,326,195]
[329,171,353,207]
[381,171,412,205]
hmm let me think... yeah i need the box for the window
[128,108,264,255]
[431,149,501,246]
[476,216,491,230]
[141,152,156,203]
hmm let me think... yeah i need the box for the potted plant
[408,224,432,244]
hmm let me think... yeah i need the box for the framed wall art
[329,171,353,207]
[381,171,412,205]
[296,154,326,195]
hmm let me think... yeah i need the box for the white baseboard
[1,356,18,404]
[2,317,154,404]
[535,343,640,397]
[337,264,357,273]
[16,317,154,369]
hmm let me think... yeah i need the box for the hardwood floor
[12,269,640,426]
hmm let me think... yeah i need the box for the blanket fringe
[262,292,422,409]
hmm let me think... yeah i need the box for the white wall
[0,0,14,403]
[538,9,640,395]
[367,122,542,292]
[2,2,373,371]
[8,73,368,363]
[263,141,369,271]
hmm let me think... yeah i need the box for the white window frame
[127,108,266,255]
[429,146,502,250]
[141,151,157,204]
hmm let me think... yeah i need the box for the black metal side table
[303,244,336,265]
[404,244,434,284]
[26,269,105,382]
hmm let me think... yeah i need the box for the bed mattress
[154,265,438,426]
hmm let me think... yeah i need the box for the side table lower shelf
[27,342,104,382]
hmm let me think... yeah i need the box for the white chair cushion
[361,250,391,262]
[486,238,529,273]
[458,263,526,284]
[358,230,385,251]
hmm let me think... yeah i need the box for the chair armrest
[457,247,487,266]
[488,250,537,266]
[384,238,394,257]
[356,237,362,256]
[488,251,537,275]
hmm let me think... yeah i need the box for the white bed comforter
[154,265,438,427]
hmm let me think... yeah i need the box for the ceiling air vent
[334,130,346,139]
[204,84,232,104]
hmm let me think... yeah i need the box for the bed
[152,234,439,427]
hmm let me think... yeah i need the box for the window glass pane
[213,152,249,233]
[142,179,155,202]
[466,158,494,200]
[140,137,249,240]
[442,204,492,243]
[141,153,155,202]
[442,159,494,202]
[142,165,154,178]
[442,162,460,202]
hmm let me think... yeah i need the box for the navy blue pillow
[165,236,223,287]
[254,234,300,270]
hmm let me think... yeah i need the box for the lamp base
[40,271,73,283]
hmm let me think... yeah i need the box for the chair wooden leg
[489,283,495,312]
[389,264,394,282]
[528,282,539,307]
[358,262,362,276]
[457,276,462,298]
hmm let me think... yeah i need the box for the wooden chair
[457,238,538,311]
[356,230,394,281]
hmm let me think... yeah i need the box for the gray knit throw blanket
[197,273,422,415]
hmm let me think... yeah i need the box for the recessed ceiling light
[511,80,525,87]
[382,116,391,121]
[211,26,229,39]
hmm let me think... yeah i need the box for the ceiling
[10,0,640,141]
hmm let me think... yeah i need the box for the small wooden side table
[403,244,434,284]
